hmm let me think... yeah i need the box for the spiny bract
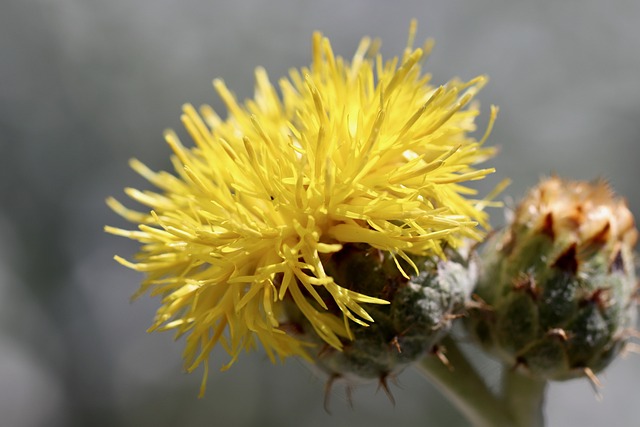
[286,243,476,387]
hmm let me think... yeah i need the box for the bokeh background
[2,1,640,426]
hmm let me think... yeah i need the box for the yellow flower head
[106,22,497,394]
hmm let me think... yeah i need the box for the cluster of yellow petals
[106,22,497,394]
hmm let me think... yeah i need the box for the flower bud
[468,177,638,380]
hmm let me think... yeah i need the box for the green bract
[286,243,476,385]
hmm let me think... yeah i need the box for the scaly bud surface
[468,177,638,380]
[287,243,476,386]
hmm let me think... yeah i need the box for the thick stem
[416,336,513,427]
[502,369,547,427]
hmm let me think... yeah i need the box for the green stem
[502,369,547,427]
[416,336,513,427]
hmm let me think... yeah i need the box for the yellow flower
[106,21,497,395]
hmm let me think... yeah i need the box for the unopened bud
[468,177,638,380]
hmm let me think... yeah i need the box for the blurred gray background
[2,1,640,426]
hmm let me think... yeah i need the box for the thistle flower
[106,22,497,394]
[468,177,638,381]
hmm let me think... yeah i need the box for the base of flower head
[285,243,476,384]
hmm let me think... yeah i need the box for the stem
[416,336,513,427]
[502,369,547,427]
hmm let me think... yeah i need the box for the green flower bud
[286,243,475,386]
[468,177,638,381]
